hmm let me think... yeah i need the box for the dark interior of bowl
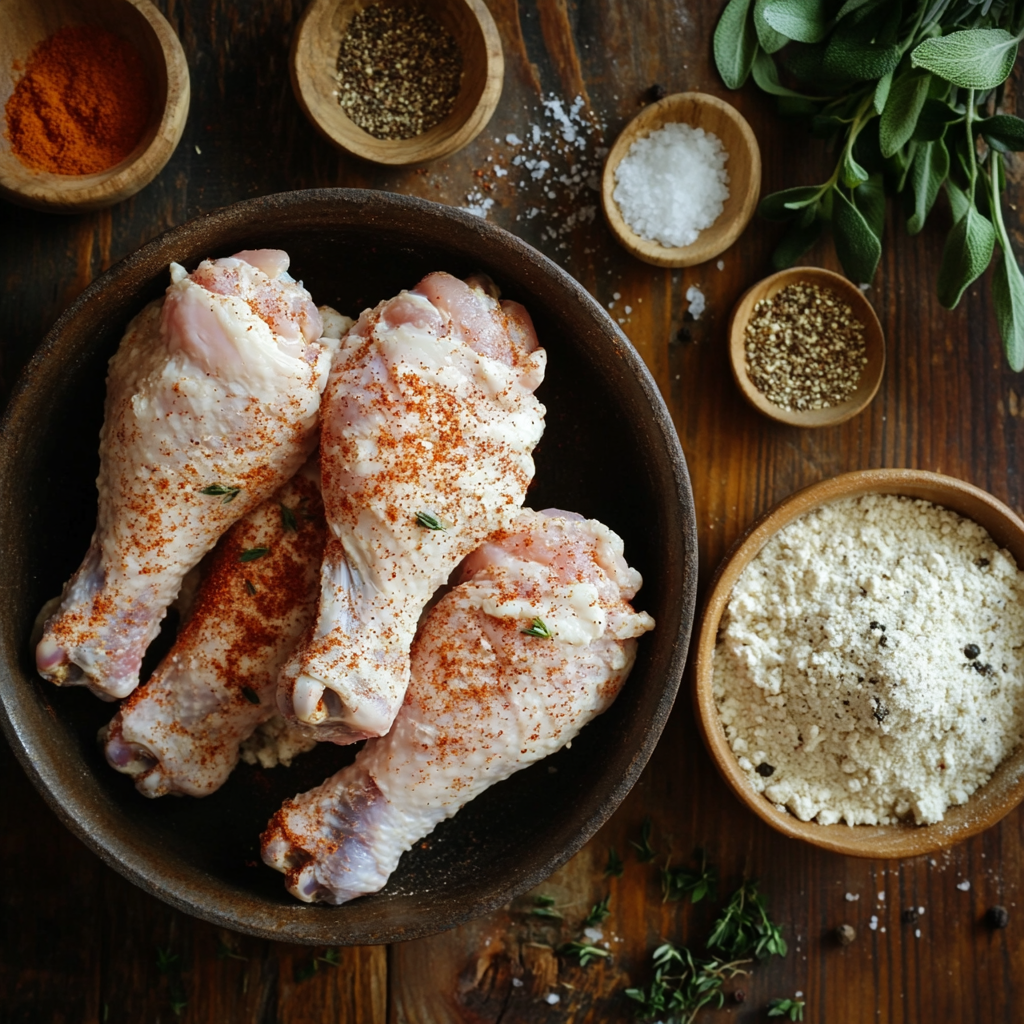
[0,189,696,944]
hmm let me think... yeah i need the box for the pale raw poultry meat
[262,508,655,905]
[278,272,547,741]
[36,251,337,700]
[100,459,328,797]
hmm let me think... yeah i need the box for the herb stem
[965,88,978,205]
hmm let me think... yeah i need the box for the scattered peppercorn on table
[2,1,1023,1021]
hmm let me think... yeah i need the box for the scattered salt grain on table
[613,122,730,247]
[686,285,706,320]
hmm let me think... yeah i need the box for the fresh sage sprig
[714,0,1024,369]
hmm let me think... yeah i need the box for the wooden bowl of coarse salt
[601,92,761,268]
[728,267,885,428]
[694,469,1024,859]
[290,0,503,166]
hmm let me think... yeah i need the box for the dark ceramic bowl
[0,189,696,945]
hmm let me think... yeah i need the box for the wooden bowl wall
[728,267,886,428]
[0,189,697,944]
[694,468,1024,859]
[290,0,503,165]
[601,92,761,268]
[0,0,189,213]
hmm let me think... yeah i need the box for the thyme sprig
[714,0,1024,369]
[662,848,718,904]
[415,511,447,530]
[708,881,788,960]
[280,504,298,532]
[605,847,625,878]
[769,997,806,1020]
[521,617,553,639]
[200,483,240,504]
[559,941,611,967]
[530,894,563,920]
[239,547,269,563]
[583,894,612,928]
[630,816,658,863]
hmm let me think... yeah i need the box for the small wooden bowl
[728,267,885,428]
[0,0,189,214]
[291,0,503,166]
[601,92,760,268]
[694,468,1024,859]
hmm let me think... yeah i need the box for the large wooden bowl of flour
[694,468,1024,859]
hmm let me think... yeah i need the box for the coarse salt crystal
[957,880,971,891]
[686,285,705,320]
[545,993,560,1005]
[613,122,730,248]
[512,978,523,988]
[717,259,725,270]
[845,892,860,902]
[584,927,604,942]
[869,916,878,930]
[878,892,886,901]
[624,305,632,314]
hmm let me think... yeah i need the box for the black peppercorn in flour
[712,494,1024,826]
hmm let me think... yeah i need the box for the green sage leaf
[907,139,950,235]
[873,70,892,115]
[992,248,1024,372]
[715,0,758,89]
[911,98,960,142]
[823,39,901,81]
[833,187,882,283]
[759,185,823,221]
[855,173,886,240]
[937,206,996,309]
[842,151,870,187]
[753,0,788,53]
[772,216,823,269]
[836,0,878,18]
[946,178,971,224]
[762,0,830,44]
[879,71,931,158]
[978,114,1024,153]
[752,49,814,97]
[911,28,1019,90]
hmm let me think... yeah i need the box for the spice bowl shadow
[728,267,885,428]
[0,0,189,213]
[600,92,761,268]
[693,468,1024,860]
[290,0,503,166]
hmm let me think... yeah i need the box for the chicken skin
[36,251,335,700]
[100,460,327,797]
[262,509,655,904]
[278,272,546,742]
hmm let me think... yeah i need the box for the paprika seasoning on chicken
[5,25,152,175]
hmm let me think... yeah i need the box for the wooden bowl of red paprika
[0,0,189,213]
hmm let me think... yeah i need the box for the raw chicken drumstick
[278,272,547,741]
[100,460,328,798]
[262,509,655,905]
[36,251,336,700]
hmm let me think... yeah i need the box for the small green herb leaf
[753,0,788,53]
[280,504,298,532]
[714,0,758,89]
[415,511,446,531]
[832,187,882,283]
[241,686,261,705]
[759,185,823,221]
[762,0,830,43]
[521,617,553,639]
[880,71,931,158]
[530,894,563,920]
[841,151,869,188]
[244,579,257,596]
[912,28,1019,90]
[156,946,179,974]
[752,49,813,98]
[239,547,270,563]
[200,483,241,504]
[854,173,885,241]
[558,941,610,967]
[583,894,612,928]
[937,206,996,309]
[823,39,901,82]
[907,139,950,235]
[873,70,892,114]
[768,996,806,1020]
[992,248,1024,372]
[979,114,1024,153]
[630,816,657,863]
[772,216,823,270]
[604,847,624,878]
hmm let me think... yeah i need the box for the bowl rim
[0,0,191,213]
[727,267,886,428]
[289,0,504,166]
[693,467,1024,859]
[600,91,761,268]
[0,187,698,943]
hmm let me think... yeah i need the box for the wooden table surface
[3,1,1023,1021]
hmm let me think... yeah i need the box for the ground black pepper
[744,282,868,411]
[756,761,775,777]
[964,643,980,660]
[336,3,463,140]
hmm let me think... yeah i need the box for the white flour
[713,494,1024,826]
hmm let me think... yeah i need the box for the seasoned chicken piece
[262,509,655,904]
[100,460,327,797]
[279,272,546,741]
[36,252,336,700]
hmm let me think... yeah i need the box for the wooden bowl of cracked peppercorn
[0,0,189,213]
[728,267,885,428]
[693,468,1024,859]
[291,0,503,166]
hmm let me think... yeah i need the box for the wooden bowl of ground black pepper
[728,267,885,428]
[290,0,503,166]
[0,0,189,213]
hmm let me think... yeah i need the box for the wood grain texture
[2,0,1023,1021]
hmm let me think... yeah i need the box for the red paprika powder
[5,25,153,176]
